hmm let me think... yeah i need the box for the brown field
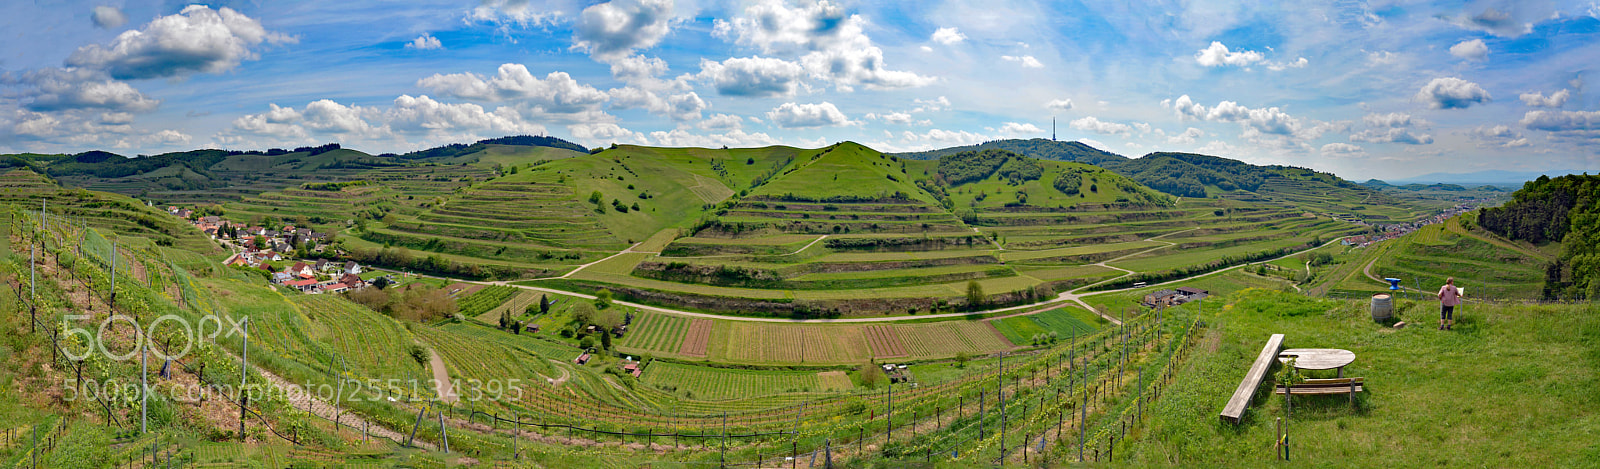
[894,321,1013,357]
[863,325,908,358]
[678,319,713,357]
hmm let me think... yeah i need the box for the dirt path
[428,347,458,404]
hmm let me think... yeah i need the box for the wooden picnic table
[1278,348,1356,377]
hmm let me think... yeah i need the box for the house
[622,362,642,378]
[285,279,318,292]
[321,283,349,294]
[200,216,220,224]
[289,262,314,278]
[339,273,365,289]
[1142,289,1182,307]
[313,259,329,272]
[224,254,249,267]
[1176,287,1209,301]
[258,251,283,262]
[574,353,590,365]
[272,272,292,284]
[343,261,361,275]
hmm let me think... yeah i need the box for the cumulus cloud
[911,96,950,113]
[1002,55,1044,68]
[1362,112,1422,128]
[766,102,852,128]
[931,27,966,45]
[1069,116,1133,135]
[4,67,160,113]
[417,64,609,114]
[468,0,562,28]
[573,0,674,60]
[1167,127,1204,144]
[1194,41,1265,67]
[1449,39,1488,61]
[1519,89,1570,107]
[714,0,932,91]
[650,128,781,148]
[1520,110,1600,133]
[569,122,647,144]
[1453,7,1532,37]
[1045,98,1073,111]
[1000,122,1043,135]
[91,6,127,29]
[406,34,443,50]
[67,5,293,80]
[698,113,744,130]
[1415,77,1491,110]
[864,112,918,125]
[1469,124,1530,147]
[223,95,549,146]
[695,56,805,97]
[1350,128,1434,144]
[607,54,670,83]
[1319,143,1364,155]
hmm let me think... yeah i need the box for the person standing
[1438,277,1462,330]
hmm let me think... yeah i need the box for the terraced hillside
[0,168,217,252]
[1330,213,1548,298]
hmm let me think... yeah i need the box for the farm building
[1142,289,1182,307]
[1176,287,1209,300]
[575,353,590,365]
[285,279,317,292]
[622,362,642,378]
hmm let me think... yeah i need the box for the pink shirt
[1438,285,1461,307]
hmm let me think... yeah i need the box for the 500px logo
[60,313,248,362]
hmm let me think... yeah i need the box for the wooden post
[239,318,249,441]
[141,341,148,434]
[439,406,450,453]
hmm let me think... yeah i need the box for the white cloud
[608,54,670,83]
[1449,39,1488,61]
[865,112,917,125]
[1363,112,1421,128]
[229,103,308,139]
[698,113,744,130]
[1000,122,1043,135]
[714,0,932,91]
[1002,55,1044,68]
[1319,143,1364,155]
[1045,98,1074,111]
[1069,116,1132,135]
[66,5,293,80]
[695,56,805,97]
[223,95,550,146]
[1415,77,1492,109]
[650,128,781,148]
[113,129,192,149]
[569,122,647,145]
[467,0,562,29]
[1167,127,1204,144]
[766,102,852,128]
[91,6,127,29]
[1194,41,1264,67]
[1266,57,1308,71]
[911,96,950,113]
[1519,89,1570,107]
[1350,128,1434,144]
[5,67,160,112]
[573,0,674,60]
[1520,110,1600,132]
[1469,124,1531,147]
[931,27,966,45]
[1452,7,1533,37]
[406,34,443,50]
[417,64,609,114]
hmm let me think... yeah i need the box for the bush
[408,345,428,366]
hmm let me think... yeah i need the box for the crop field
[891,321,1012,357]
[989,307,1102,346]
[619,312,690,355]
[292,295,429,382]
[414,321,563,386]
[678,319,713,357]
[707,321,870,364]
[816,371,853,391]
[456,285,519,317]
[641,362,828,400]
[862,325,908,358]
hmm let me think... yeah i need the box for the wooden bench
[1276,377,1365,404]
[1220,333,1284,424]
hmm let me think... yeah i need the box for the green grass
[990,306,1103,345]
[1119,289,1600,467]
[641,361,825,401]
[618,311,690,355]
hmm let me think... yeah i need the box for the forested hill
[1478,174,1600,299]
[893,138,1129,166]
[893,139,1365,199]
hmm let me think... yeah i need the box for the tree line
[1478,174,1600,299]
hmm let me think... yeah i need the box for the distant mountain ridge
[1383,169,1591,186]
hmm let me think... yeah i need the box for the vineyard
[455,285,519,318]
[641,361,827,400]
[292,295,430,382]
[991,307,1104,346]
[619,311,690,355]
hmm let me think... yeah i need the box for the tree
[858,362,887,389]
[966,280,984,309]
[953,352,971,369]
[600,329,613,349]
[539,294,551,314]
[371,276,391,289]
[589,191,603,204]
[594,289,614,309]
[571,301,598,327]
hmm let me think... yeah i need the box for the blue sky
[1,1,1596,180]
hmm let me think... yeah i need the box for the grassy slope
[750,142,937,203]
[942,160,1173,209]
[1121,288,1600,467]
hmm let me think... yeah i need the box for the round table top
[1277,348,1355,370]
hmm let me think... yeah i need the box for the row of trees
[1479,174,1600,299]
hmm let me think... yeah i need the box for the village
[167,206,388,295]
[1340,201,1482,247]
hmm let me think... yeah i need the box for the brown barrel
[1371,294,1393,322]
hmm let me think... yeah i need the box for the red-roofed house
[285,279,318,292]
[289,262,313,278]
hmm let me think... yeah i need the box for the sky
[0,1,1597,180]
